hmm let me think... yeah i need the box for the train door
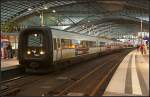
[56,38,62,60]
[53,38,61,61]
[53,38,57,61]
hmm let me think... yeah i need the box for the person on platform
[6,43,13,59]
[139,44,144,55]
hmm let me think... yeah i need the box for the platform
[1,57,19,71]
[103,50,149,96]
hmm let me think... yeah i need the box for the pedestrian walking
[140,44,144,55]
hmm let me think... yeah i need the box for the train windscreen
[28,33,43,47]
[25,33,45,58]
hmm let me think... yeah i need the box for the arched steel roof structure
[1,0,149,39]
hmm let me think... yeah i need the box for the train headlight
[40,51,45,55]
[34,34,37,37]
[27,51,31,55]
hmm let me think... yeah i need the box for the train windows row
[53,38,72,50]
[81,41,97,47]
[53,38,100,50]
[53,38,121,50]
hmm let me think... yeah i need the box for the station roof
[1,0,149,39]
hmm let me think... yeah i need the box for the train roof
[20,26,115,43]
[51,28,113,42]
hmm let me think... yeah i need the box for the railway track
[0,74,54,96]
[0,75,25,96]
[0,49,132,96]
[51,51,127,96]
[20,49,132,96]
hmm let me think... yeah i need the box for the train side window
[53,38,57,50]
[81,41,87,47]
[89,41,93,47]
[93,41,96,47]
[80,41,87,47]
[61,39,72,49]
[87,41,90,47]
[100,42,106,47]
[88,41,96,47]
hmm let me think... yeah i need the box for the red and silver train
[18,27,125,73]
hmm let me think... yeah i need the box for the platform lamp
[39,5,48,27]
[140,11,143,45]
[140,19,143,45]
[40,11,44,26]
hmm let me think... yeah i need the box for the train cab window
[28,33,43,47]
[26,33,44,58]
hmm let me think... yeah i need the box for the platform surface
[1,57,19,71]
[103,50,149,96]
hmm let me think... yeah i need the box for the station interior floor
[1,49,149,96]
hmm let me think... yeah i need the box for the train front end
[18,27,53,73]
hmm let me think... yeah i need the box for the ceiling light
[44,6,48,10]
[52,10,56,13]
[28,8,32,11]
[88,20,90,22]
[40,14,42,18]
